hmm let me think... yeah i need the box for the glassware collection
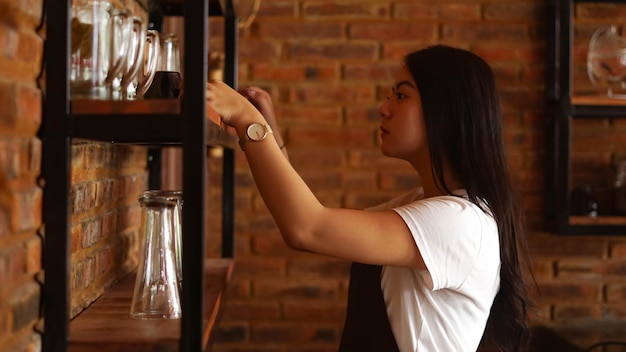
[70,0,181,100]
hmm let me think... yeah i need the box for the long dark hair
[404,45,532,351]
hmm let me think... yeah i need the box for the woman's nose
[379,101,390,119]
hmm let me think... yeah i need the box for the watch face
[247,123,267,141]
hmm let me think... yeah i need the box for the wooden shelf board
[69,99,232,147]
[68,258,233,351]
[71,99,181,115]
[569,215,626,225]
[572,95,626,106]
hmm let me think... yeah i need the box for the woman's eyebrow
[394,80,416,90]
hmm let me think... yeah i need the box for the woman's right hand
[206,79,262,130]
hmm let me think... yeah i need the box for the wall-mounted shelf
[42,0,238,351]
[545,0,626,235]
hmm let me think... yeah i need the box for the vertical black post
[181,0,208,350]
[42,0,71,350]
[557,0,573,233]
[221,0,238,258]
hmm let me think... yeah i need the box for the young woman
[206,45,532,352]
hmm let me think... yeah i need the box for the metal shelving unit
[41,0,237,350]
[546,0,626,235]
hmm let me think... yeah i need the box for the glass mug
[116,18,159,100]
[70,0,127,99]
[144,33,182,99]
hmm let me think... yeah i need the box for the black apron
[339,263,400,352]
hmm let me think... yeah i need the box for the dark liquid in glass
[144,71,182,99]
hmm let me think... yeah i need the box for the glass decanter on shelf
[587,24,626,98]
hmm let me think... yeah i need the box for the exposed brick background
[2,0,626,351]
[207,1,626,351]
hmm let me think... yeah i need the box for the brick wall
[0,0,45,349]
[1,0,626,351]
[208,1,626,351]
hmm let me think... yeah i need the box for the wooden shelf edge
[68,258,234,351]
[572,94,626,106]
[569,215,626,225]
[71,99,181,115]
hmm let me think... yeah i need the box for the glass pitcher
[130,191,181,319]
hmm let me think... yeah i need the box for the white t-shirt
[372,189,500,352]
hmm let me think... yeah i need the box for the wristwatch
[239,122,273,151]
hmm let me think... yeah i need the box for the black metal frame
[546,0,626,235]
[41,0,237,350]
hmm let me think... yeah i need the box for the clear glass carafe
[130,191,181,319]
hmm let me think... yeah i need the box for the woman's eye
[396,92,406,100]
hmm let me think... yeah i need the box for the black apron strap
[339,263,400,352]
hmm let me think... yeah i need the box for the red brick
[253,277,339,299]
[528,235,607,258]
[24,234,40,274]
[10,281,39,331]
[535,281,601,302]
[379,170,420,191]
[395,3,482,22]
[287,149,345,172]
[286,258,350,278]
[483,3,545,22]
[341,171,377,191]
[607,284,626,302]
[0,22,18,59]
[254,1,296,17]
[10,188,41,233]
[237,40,279,62]
[288,43,378,61]
[0,82,17,127]
[252,233,298,257]
[257,21,344,40]
[553,304,604,320]
[349,22,435,42]
[577,3,626,18]
[442,24,528,42]
[251,322,340,344]
[303,3,388,18]
[288,126,374,149]
[15,84,40,134]
[344,191,401,210]
[343,63,399,82]
[226,272,253,298]
[283,300,346,322]
[234,257,286,276]
[221,300,281,321]
[252,63,339,81]
[276,105,342,126]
